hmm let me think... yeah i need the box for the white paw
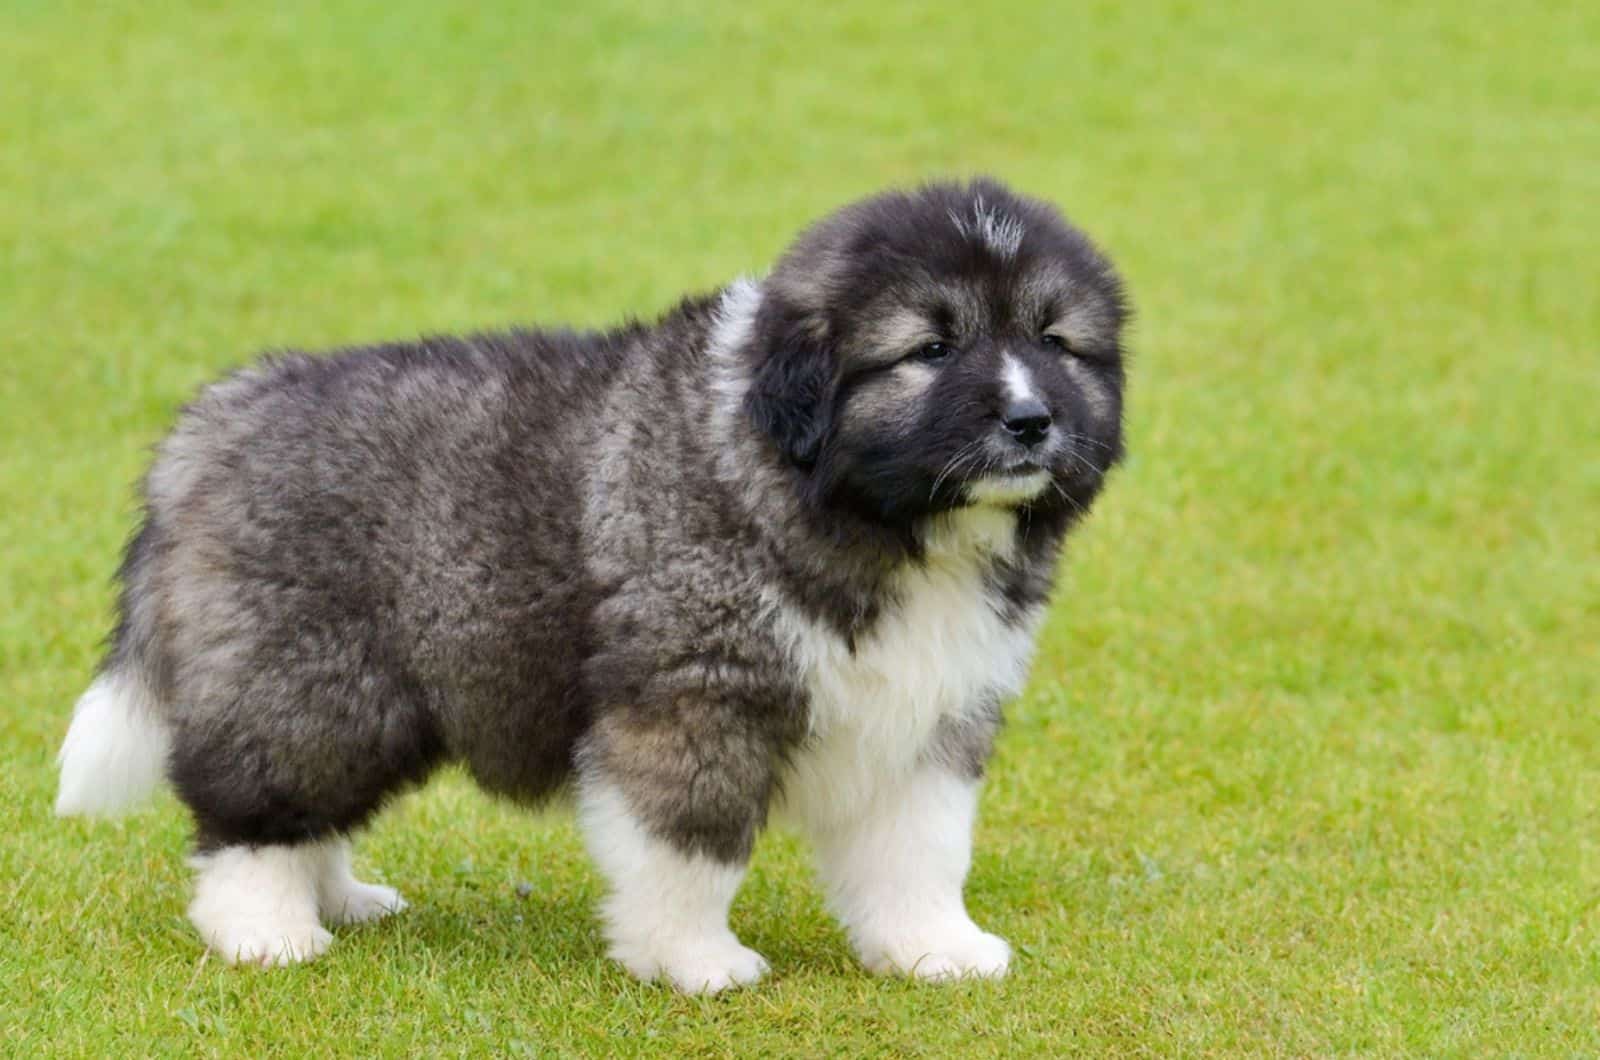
[614,932,770,995]
[204,920,334,968]
[321,881,407,926]
[861,922,1011,981]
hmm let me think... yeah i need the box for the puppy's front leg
[809,763,1011,980]
[576,712,775,994]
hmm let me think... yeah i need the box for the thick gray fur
[93,177,1129,863]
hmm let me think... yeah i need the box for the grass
[2,0,1597,1054]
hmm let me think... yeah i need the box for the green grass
[3,0,1597,1054]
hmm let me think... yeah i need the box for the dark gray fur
[95,178,1128,862]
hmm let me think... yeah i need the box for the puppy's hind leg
[314,838,407,926]
[165,638,442,965]
[188,843,334,967]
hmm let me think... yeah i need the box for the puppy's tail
[55,667,170,817]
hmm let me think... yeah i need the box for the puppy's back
[98,327,631,839]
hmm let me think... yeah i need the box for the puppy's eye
[914,341,953,363]
[1041,334,1073,354]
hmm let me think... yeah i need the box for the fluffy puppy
[56,178,1129,992]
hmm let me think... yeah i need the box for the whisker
[1049,478,1088,518]
[1061,432,1116,453]
[959,453,997,491]
[1063,448,1105,477]
[929,439,986,500]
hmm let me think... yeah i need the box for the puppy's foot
[188,843,332,968]
[320,880,407,926]
[201,919,335,967]
[859,920,1011,981]
[612,931,770,995]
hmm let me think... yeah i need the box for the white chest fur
[772,508,1042,831]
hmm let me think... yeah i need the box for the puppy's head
[745,178,1128,530]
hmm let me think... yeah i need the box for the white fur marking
[577,778,768,994]
[967,470,1050,506]
[774,507,1039,831]
[55,671,170,816]
[705,278,763,407]
[705,278,766,466]
[810,765,1010,979]
[188,843,334,967]
[948,195,1025,258]
[1001,354,1037,405]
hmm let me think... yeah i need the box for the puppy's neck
[919,506,1019,566]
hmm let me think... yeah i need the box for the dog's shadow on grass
[339,874,862,986]
[364,881,604,972]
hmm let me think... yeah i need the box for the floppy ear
[743,303,837,468]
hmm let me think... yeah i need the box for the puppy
[56,178,1129,992]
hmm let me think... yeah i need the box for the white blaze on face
[1001,354,1038,407]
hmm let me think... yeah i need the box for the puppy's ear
[744,303,837,468]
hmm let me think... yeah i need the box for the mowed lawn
[3,1,1597,1054]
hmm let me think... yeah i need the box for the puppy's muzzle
[1001,398,1053,449]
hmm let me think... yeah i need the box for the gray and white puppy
[56,178,1128,992]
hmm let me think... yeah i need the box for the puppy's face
[747,180,1128,531]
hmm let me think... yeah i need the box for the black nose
[1002,399,1053,448]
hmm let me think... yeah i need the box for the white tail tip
[55,672,169,817]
